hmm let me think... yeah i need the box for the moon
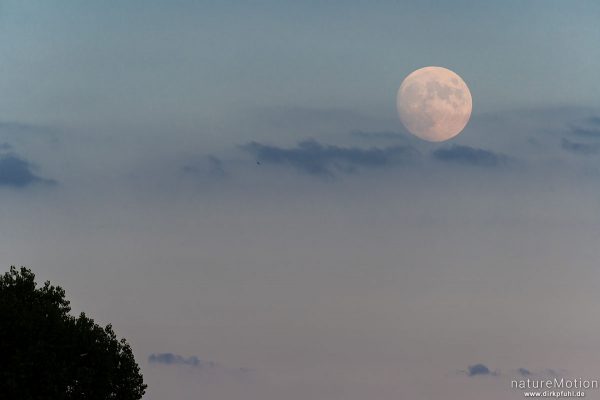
[396,66,472,142]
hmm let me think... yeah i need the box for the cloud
[571,127,600,138]
[0,153,53,188]
[182,155,227,178]
[0,121,60,146]
[432,145,508,167]
[561,138,600,155]
[588,116,600,125]
[568,117,600,138]
[0,121,57,135]
[518,368,532,377]
[148,353,252,379]
[148,353,213,368]
[513,368,564,378]
[467,364,492,377]
[242,139,419,176]
[459,365,564,379]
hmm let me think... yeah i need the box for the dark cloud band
[0,153,51,188]
[148,353,206,368]
[242,139,419,176]
[432,145,507,167]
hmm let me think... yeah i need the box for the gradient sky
[1,1,600,399]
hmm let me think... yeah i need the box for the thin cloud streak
[242,139,419,176]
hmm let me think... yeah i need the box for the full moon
[396,66,472,142]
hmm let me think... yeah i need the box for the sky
[1,1,600,399]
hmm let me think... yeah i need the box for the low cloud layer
[432,145,508,167]
[460,364,563,379]
[242,139,419,176]
[0,153,51,188]
[148,352,252,380]
[467,364,492,377]
[148,353,212,368]
[518,368,532,376]
[571,127,600,138]
[568,116,600,138]
[515,368,561,378]
[561,138,600,155]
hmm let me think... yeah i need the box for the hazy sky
[1,1,600,399]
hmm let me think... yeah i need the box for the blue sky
[2,1,599,128]
[1,1,600,399]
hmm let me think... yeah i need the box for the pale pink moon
[396,66,472,142]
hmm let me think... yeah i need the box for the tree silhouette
[0,266,147,399]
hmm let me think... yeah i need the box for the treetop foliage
[0,266,147,400]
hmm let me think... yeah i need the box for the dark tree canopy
[0,266,147,400]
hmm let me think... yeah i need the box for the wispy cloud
[568,116,600,139]
[242,139,419,176]
[517,368,532,377]
[432,145,508,167]
[182,155,228,179]
[570,127,600,138]
[588,116,600,126]
[458,364,564,379]
[148,352,252,379]
[148,353,213,368]
[514,368,562,378]
[0,153,54,188]
[467,364,493,377]
[561,138,600,155]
